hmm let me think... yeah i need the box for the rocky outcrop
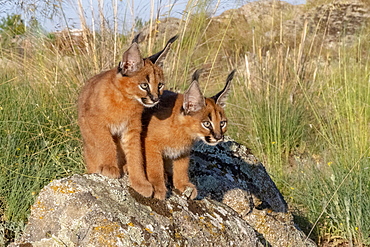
[213,0,303,28]
[137,0,369,49]
[283,1,370,47]
[133,17,181,45]
[213,0,370,48]
[10,138,316,247]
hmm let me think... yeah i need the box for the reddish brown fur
[141,73,232,200]
[78,55,165,197]
[78,36,177,197]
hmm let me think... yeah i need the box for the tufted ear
[131,33,142,44]
[148,35,178,66]
[183,70,205,114]
[117,43,144,76]
[211,70,235,108]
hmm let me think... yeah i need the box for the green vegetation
[0,1,369,246]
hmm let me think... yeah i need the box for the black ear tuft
[192,69,202,82]
[148,35,179,65]
[211,70,235,108]
[132,33,143,44]
[167,35,179,45]
[226,69,236,84]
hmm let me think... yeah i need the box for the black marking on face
[205,136,213,143]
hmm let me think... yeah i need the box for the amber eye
[220,121,227,128]
[140,83,149,90]
[158,83,164,89]
[202,121,211,129]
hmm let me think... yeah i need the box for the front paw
[176,183,197,199]
[99,165,121,179]
[130,179,153,198]
[153,185,167,200]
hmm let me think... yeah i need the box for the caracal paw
[176,183,198,199]
[99,165,121,179]
[131,180,153,198]
[153,185,167,200]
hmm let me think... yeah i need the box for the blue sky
[0,0,306,32]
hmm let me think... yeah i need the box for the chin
[138,99,159,108]
[142,102,158,108]
[206,141,220,146]
[200,137,221,146]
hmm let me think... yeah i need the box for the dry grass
[0,0,369,245]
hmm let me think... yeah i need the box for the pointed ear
[132,33,141,44]
[183,73,205,114]
[148,35,178,66]
[211,70,235,108]
[117,43,144,75]
[191,68,202,82]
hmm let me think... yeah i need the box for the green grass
[296,44,370,244]
[225,10,370,245]
[0,0,370,245]
[0,49,85,242]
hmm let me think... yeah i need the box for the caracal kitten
[141,70,235,199]
[78,36,178,197]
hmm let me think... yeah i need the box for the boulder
[10,138,316,247]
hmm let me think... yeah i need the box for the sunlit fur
[77,37,176,197]
[141,72,232,200]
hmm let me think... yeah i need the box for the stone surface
[137,0,369,49]
[283,1,370,47]
[214,0,302,28]
[190,139,288,213]
[190,139,316,247]
[134,17,181,46]
[10,138,316,247]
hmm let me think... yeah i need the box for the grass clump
[0,37,85,243]
[0,71,85,196]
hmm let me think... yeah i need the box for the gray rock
[10,138,316,247]
[137,0,369,50]
[134,17,181,45]
[190,138,316,247]
[283,1,370,47]
[190,139,288,213]
[214,0,302,28]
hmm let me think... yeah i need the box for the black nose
[150,95,159,102]
[214,133,223,141]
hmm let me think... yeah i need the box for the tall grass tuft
[301,39,370,244]
[0,38,85,241]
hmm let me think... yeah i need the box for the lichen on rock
[10,138,316,247]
